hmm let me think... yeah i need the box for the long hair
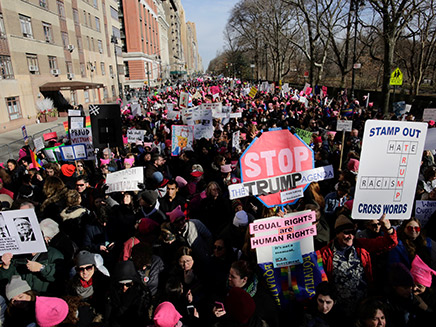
[398,217,428,263]
[42,176,66,198]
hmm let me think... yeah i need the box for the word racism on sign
[249,211,316,249]
[229,165,334,200]
[352,120,427,219]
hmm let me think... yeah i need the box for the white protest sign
[0,209,47,255]
[415,200,436,227]
[422,108,436,122]
[43,148,57,162]
[70,116,85,130]
[228,165,334,200]
[127,129,145,143]
[424,128,436,151]
[193,107,213,140]
[336,120,353,132]
[232,131,241,153]
[33,137,45,152]
[280,188,304,203]
[250,210,316,264]
[166,103,181,120]
[179,91,189,109]
[68,109,81,116]
[105,167,143,193]
[131,103,141,116]
[69,128,95,160]
[229,112,242,118]
[352,120,428,219]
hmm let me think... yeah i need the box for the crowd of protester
[0,77,435,327]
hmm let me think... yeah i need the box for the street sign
[240,129,314,207]
[390,67,403,86]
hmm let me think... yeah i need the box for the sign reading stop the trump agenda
[240,129,314,207]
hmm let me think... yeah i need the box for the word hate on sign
[240,129,314,207]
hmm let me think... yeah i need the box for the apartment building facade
[0,0,124,132]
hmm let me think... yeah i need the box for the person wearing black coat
[105,260,152,327]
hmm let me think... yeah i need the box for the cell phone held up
[214,301,225,311]
[187,305,195,315]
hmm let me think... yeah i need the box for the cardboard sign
[179,91,189,109]
[33,137,45,152]
[68,109,81,116]
[127,129,146,143]
[415,200,436,228]
[69,127,95,160]
[352,120,428,219]
[105,167,144,193]
[171,125,194,156]
[422,108,436,122]
[0,209,47,255]
[336,120,353,132]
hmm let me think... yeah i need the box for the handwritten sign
[105,167,144,193]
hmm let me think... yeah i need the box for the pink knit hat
[153,301,182,327]
[167,205,185,223]
[410,255,436,287]
[35,296,69,327]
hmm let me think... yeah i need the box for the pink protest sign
[250,225,317,249]
[249,211,315,235]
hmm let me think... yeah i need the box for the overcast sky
[182,0,237,72]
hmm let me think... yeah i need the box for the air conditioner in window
[51,69,60,76]
[67,73,74,80]
[67,44,75,52]
[29,65,38,72]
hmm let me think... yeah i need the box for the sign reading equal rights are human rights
[352,120,427,220]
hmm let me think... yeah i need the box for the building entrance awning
[39,81,104,92]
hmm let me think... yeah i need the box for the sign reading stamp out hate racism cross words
[352,120,427,220]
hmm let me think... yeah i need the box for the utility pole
[111,35,123,101]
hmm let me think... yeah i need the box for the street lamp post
[111,35,123,101]
[350,0,363,100]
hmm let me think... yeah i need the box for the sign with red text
[251,210,316,264]
[240,129,314,207]
[352,120,427,219]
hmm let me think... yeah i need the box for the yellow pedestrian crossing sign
[390,68,403,86]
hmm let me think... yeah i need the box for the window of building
[83,10,87,26]
[110,6,118,20]
[103,86,108,100]
[88,13,92,28]
[91,37,95,51]
[109,65,113,76]
[70,91,77,106]
[66,61,73,74]
[80,62,86,77]
[0,55,14,79]
[0,13,6,38]
[19,15,33,38]
[86,36,90,50]
[6,97,22,120]
[61,32,69,49]
[42,22,53,42]
[84,90,89,103]
[97,39,103,53]
[77,36,83,50]
[40,0,48,9]
[48,56,58,70]
[73,9,79,24]
[124,62,129,78]
[93,0,98,9]
[95,17,100,32]
[100,62,105,75]
[26,53,39,74]
[57,1,66,19]
[111,85,116,97]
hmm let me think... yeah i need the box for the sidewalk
[0,117,68,163]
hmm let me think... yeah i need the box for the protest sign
[232,131,241,153]
[43,132,57,142]
[415,200,436,227]
[248,86,258,98]
[179,91,189,109]
[131,103,141,116]
[423,108,436,122]
[59,144,87,161]
[425,128,436,151]
[33,137,45,152]
[336,120,353,132]
[251,211,316,264]
[127,129,146,143]
[240,129,314,207]
[166,103,181,120]
[105,167,143,193]
[68,109,81,116]
[0,209,47,256]
[352,120,427,219]
[70,127,95,160]
[171,125,194,156]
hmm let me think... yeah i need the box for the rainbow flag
[29,149,42,170]
[63,116,91,133]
